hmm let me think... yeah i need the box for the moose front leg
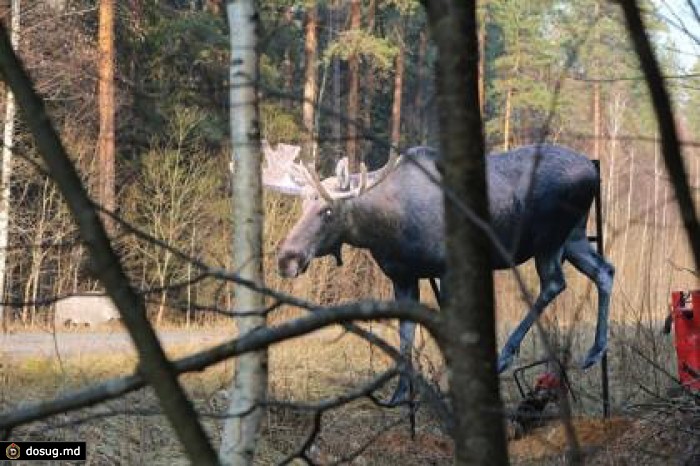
[389,280,420,406]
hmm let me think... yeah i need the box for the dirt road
[0,329,230,359]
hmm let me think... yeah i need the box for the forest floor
[0,325,697,464]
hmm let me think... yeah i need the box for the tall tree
[346,0,361,172]
[390,22,405,155]
[413,28,428,145]
[362,0,376,157]
[219,0,267,464]
[0,0,20,329]
[422,0,509,464]
[487,0,555,148]
[302,0,318,162]
[97,0,116,231]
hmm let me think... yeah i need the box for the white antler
[260,140,400,201]
[260,141,304,195]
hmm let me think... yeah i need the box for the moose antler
[261,140,400,201]
[260,141,304,195]
[361,150,399,194]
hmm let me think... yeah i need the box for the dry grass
[0,316,691,464]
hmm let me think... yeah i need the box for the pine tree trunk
[619,150,634,276]
[414,29,428,145]
[282,48,293,108]
[593,84,600,160]
[302,1,318,163]
[97,0,116,232]
[220,1,267,464]
[346,0,361,172]
[503,86,512,151]
[331,3,342,153]
[0,0,19,329]
[362,0,376,157]
[390,28,405,156]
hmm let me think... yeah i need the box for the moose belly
[372,247,446,280]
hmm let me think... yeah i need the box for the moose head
[260,142,399,278]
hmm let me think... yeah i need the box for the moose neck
[340,189,399,250]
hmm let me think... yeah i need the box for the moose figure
[262,142,614,405]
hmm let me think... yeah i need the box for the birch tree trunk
[0,0,20,329]
[422,1,509,464]
[97,0,115,232]
[220,1,267,464]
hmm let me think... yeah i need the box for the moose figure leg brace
[390,280,421,405]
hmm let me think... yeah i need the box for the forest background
[0,0,697,379]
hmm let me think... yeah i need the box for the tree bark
[0,0,20,330]
[390,25,405,156]
[302,0,318,163]
[219,1,267,464]
[362,0,376,157]
[346,0,361,172]
[414,29,428,145]
[422,1,509,464]
[593,83,600,158]
[97,0,116,232]
[503,86,511,151]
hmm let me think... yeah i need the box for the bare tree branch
[0,300,442,433]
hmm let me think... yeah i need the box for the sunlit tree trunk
[390,25,405,157]
[593,84,600,158]
[97,0,115,232]
[619,149,634,277]
[220,1,267,464]
[302,0,318,163]
[346,0,361,172]
[0,0,20,329]
[503,86,511,151]
[362,0,376,157]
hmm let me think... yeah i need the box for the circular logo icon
[6,443,20,460]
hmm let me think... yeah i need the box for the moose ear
[335,157,350,191]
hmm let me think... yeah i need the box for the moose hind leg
[389,280,420,406]
[497,250,566,373]
[564,237,614,369]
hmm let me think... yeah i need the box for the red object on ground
[671,290,700,390]
[534,372,562,391]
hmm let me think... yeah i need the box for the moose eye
[321,207,333,219]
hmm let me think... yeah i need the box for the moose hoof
[581,344,606,369]
[497,347,517,374]
[386,378,412,407]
